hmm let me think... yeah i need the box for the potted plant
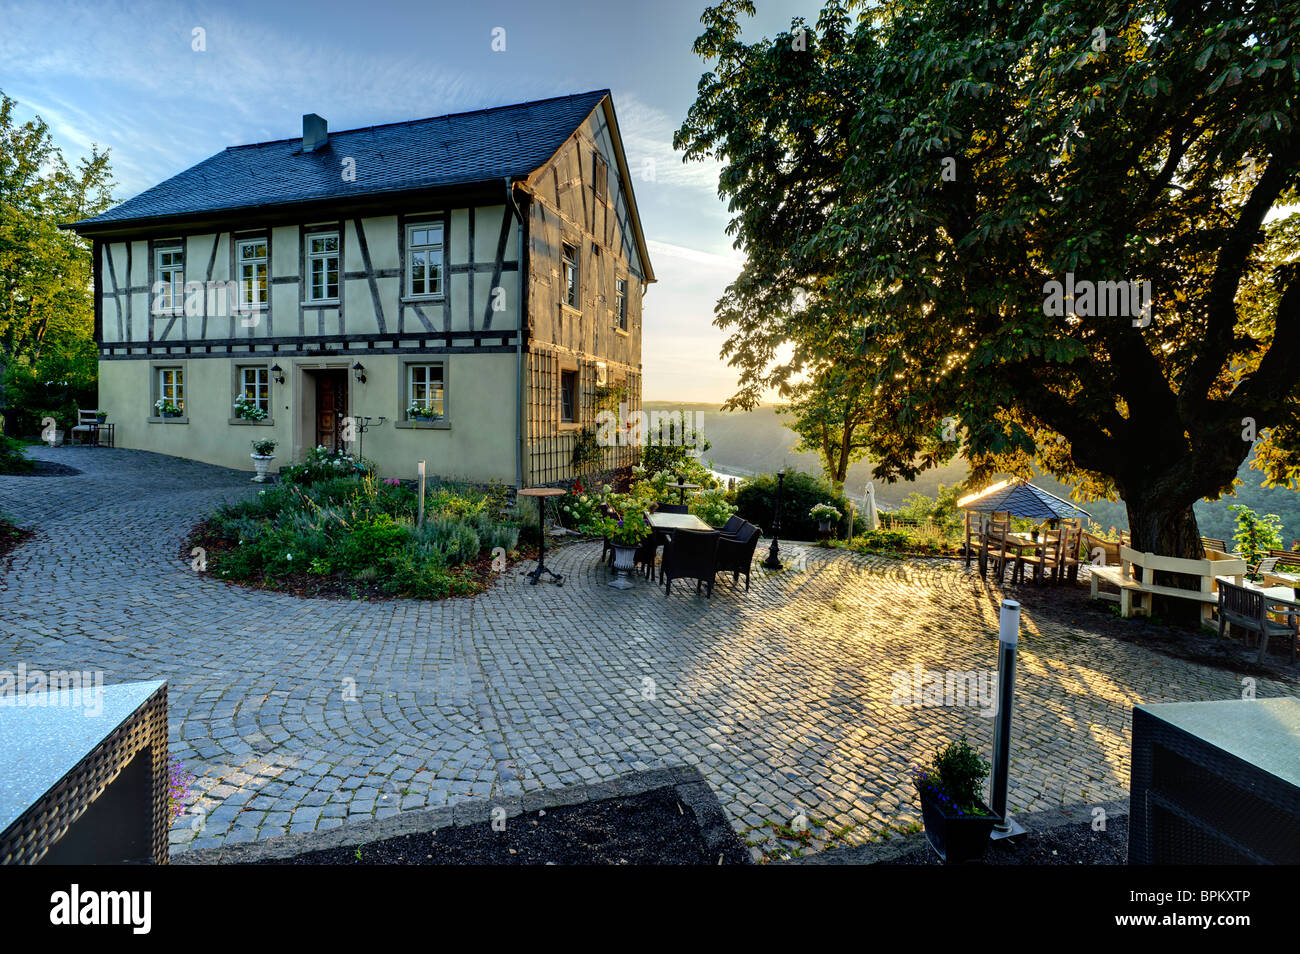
[406,401,441,422]
[911,737,997,863]
[601,505,651,590]
[154,399,183,419]
[810,502,842,536]
[233,395,268,422]
[250,438,277,482]
[95,410,108,424]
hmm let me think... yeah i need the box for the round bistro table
[665,481,700,505]
[518,487,566,585]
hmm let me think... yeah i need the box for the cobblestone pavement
[2,447,1295,860]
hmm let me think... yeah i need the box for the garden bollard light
[990,599,1027,841]
[417,460,426,528]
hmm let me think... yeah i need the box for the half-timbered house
[68,90,654,485]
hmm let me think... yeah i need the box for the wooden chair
[1253,557,1300,590]
[69,409,101,446]
[1022,528,1062,585]
[1051,526,1083,584]
[1217,579,1299,663]
[714,521,760,591]
[1081,531,1120,570]
[1201,536,1228,553]
[660,528,720,597]
[963,510,982,568]
[979,513,1023,583]
[1268,549,1300,569]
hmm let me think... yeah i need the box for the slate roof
[957,478,1092,521]
[73,90,609,230]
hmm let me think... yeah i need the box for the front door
[315,370,348,452]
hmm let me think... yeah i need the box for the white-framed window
[154,245,184,315]
[239,366,270,414]
[560,369,578,423]
[406,222,444,298]
[236,238,268,310]
[407,363,445,418]
[157,367,184,413]
[615,278,628,331]
[562,243,579,308]
[307,232,339,302]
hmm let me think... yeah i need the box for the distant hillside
[644,400,1300,543]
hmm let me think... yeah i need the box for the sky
[0,0,813,402]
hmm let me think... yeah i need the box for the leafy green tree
[0,91,113,432]
[1229,503,1283,569]
[676,0,1300,566]
[782,362,873,488]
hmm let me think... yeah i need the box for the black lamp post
[763,469,786,569]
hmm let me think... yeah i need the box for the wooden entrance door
[315,370,348,452]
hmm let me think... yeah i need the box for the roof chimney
[302,113,328,152]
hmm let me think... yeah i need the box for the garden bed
[253,786,750,866]
[183,449,526,601]
[881,815,1128,865]
[0,516,34,564]
[1,459,83,477]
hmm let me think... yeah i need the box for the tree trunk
[1124,498,1204,624]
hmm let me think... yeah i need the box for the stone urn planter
[818,518,832,535]
[250,454,276,482]
[608,543,639,590]
[250,439,278,483]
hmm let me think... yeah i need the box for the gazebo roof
[956,478,1092,521]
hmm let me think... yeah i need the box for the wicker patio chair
[714,521,760,591]
[719,515,746,537]
[654,503,689,515]
[660,528,721,597]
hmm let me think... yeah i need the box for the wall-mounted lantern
[270,363,285,386]
[352,362,366,384]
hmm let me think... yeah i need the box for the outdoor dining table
[0,679,169,864]
[648,511,712,532]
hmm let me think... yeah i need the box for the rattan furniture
[714,521,760,591]
[1130,698,1300,864]
[660,527,720,597]
[0,680,169,865]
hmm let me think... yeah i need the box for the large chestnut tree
[676,0,1300,560]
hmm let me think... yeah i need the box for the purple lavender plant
[168,758,196,823]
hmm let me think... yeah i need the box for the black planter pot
[916,786,997,863]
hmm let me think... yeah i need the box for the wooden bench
[1089,545,1247,624]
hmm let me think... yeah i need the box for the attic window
[593,152,608,200]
